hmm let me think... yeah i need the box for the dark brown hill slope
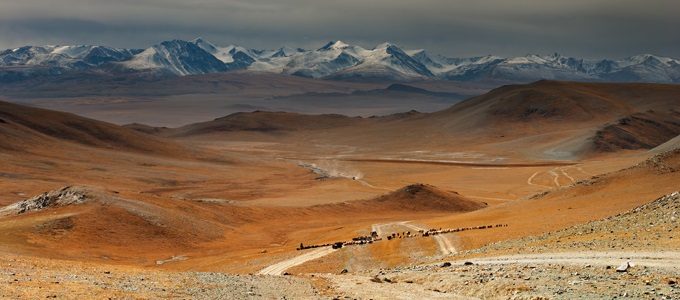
[312,184,488,213]
[358,183,487,212]
[163,111,364,137]
[594,110,680,151]
[0,100,198,157]
[427,80,680,132]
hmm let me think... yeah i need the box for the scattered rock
[616,261,634,272]
[464,262,474,266]
[441,262,452,267]
[339,269,348,274]
[370,276,382,283]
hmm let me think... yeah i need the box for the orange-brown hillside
[425,147,680,252]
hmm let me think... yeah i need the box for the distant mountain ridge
[1,38,679,84]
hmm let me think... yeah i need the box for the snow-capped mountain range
[1,38,679,84]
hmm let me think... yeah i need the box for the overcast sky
[0,0,678,59]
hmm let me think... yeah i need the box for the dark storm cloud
[0,0,678,59]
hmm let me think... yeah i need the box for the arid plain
[1,77,679,299]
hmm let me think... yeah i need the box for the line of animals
[297,224,508,250]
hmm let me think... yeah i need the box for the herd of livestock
[296,224,508,251]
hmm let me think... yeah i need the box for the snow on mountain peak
[123,39,229,75]
[374,42,394,49]
[191,37,217,53]
[624,54,672,65]
[2,39,679,84]
[52,45,93,58]
[318,40,351,51]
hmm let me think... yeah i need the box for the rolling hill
[0,99,198,157]
[153,80,680,160]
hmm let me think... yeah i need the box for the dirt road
[258,247,339,276]
[466,251,680,271]
[399,222,457,255]
[372,221,457,255]
[261,219,458,276]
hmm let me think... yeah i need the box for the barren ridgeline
[1,81,680,298]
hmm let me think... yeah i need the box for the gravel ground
[0,254,320,299]
[3,249,677,299]
[321,258,679,300]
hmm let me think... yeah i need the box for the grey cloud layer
[0,0,678,58]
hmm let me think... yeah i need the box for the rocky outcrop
[0,186,89,216]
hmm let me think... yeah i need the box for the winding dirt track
[258,247,339,276]
[527,165,583,187]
